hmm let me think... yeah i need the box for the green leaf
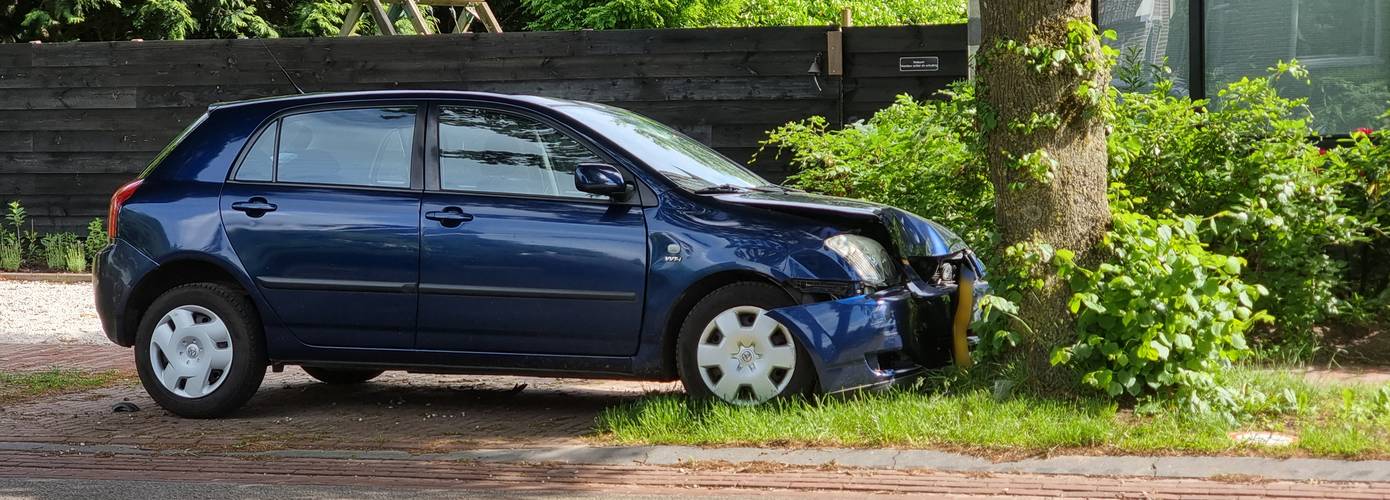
[1049,348,1072,366]
[1223,256,1242,275]
[1151,341,1171,360]
[1173,334,1194,350]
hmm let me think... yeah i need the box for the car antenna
[259,40,305,95]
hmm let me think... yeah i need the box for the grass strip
[595,368,1390,459]
[0,369,130,405]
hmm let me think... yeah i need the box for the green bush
[1333,126,1390,314]
[0,235,19,272]
[763,57,1389,411]
[520,0,965,31]
[85,218,107,262]
[3,201,35,269]
[40,233,69,270]
[761,85,991,248]
[39,232,87,272]
[63,241,86,273]
[1109,62,1367,355]
[1048,190,1271,412]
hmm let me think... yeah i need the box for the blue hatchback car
[93,91,986,417]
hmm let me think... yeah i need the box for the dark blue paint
[95,90,986,394]
[221,183,421,349]
[417,192,647,356]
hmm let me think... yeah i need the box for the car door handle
[425,207,473,227]
[231,198,277,217]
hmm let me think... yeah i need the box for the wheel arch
[117,256,258,347]
[657,269,798,379]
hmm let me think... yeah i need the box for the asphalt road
[0,478,835,500]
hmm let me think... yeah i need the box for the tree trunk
[977,0,1111,391]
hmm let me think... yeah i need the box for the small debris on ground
[111,402,140,413]
[1230,431,1295,446]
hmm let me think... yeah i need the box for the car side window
[235,124,276,182]
[437,106,605,199]
[272,107,417,188]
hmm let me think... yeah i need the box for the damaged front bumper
[765,274,989,394]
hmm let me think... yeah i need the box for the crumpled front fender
[764,289,917,393]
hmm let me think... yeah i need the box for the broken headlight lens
[824,234,899,287]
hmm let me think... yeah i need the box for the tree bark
[977,0,1111,391]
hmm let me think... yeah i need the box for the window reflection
[437,106,605,199]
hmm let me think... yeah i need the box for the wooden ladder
[339,0,502,36]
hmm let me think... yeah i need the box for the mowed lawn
[596,368,1390,459]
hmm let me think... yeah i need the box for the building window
[1098,0,1192,93]
[1294,0,1383,65]
[1099,0,1390,133]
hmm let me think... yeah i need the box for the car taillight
[107,179,143,242]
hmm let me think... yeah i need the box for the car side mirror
[574,163,632,198]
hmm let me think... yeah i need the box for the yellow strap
[952,278,974,369]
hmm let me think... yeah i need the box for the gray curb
[2,441,1388,482]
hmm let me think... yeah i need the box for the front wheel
[134,283,265,418]
[676,282,815,405]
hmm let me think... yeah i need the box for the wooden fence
[0,25,965,232]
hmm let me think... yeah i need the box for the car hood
[713,191,970,257]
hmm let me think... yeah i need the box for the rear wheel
[676,282,814,405]
[302,367,384,385]
[134,283,265,418]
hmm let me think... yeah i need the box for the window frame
[1290,0,1385,69]
[227,100,427,193]
[424,100,643,206]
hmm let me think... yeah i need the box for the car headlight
[824,234,899,287]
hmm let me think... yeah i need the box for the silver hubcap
[696,306,797,405]
[149,305,234,399]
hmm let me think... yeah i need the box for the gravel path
[0,281,105,345]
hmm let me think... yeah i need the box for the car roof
[207,90,574,111]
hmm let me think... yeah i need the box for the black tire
[302,367,384,385]
[675,282,816,404]
[134,282,266,418]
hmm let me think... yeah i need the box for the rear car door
[221,104,424,349]
[416,103,647,356]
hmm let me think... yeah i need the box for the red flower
[1354,127,1375,136]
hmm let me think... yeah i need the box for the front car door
[416,103,647,356]
[221,104,424,349]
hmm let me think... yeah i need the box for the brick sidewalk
[0,448,1385,498]
[1,343,676,451]
[0,343,131,373]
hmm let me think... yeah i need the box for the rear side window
[437,106,605,199]
[235,106,418,188]
[235,125,276,182]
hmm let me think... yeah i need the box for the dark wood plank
[1,153,152,174]
[0,87,138,110]
[26,27,829,69]
[0,132,34,153]
[0,109,203,132]
[1,52,823,90]
[31,131,170,153]
[622,99,838,125]
[0,172,136,196]
[844,25,967,53]
[134,76,832,108]
[844,76,958,103]
[711,124,795,148]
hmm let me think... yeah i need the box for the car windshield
[553,101,774,192]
